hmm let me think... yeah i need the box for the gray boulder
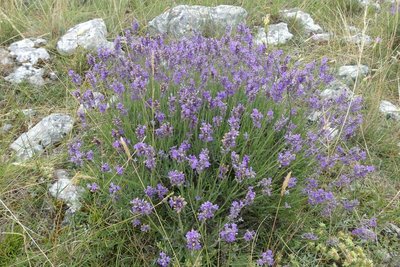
[148,5,247,38]
[254,23,293,46]
[379,100,400,121]
[280,9,323,34]
[57,18,113,55]
[10,113,74,160]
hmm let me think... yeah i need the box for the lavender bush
[68,23,374,265]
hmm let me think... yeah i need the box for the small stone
[379,100,400,121]
[5,64,46,86]
[10,113,74,160]
[321,80,352,99]
[56,18,113,55]
[254,23,293,46]
[49,169,84,213]
[148,5,247,38]
[21,108,36,117]
[8,38,50,65]
[280,9,323,35]
[48,72,58,81]
[345,26,372,45]
[0,48,13,66]
[338,64,369,84]
[1,123,13,133]
[311,32,331,43]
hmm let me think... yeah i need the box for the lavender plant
[68,23,375,265]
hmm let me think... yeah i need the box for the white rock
[8,38,50,65]
[0,48,13,66]
[21,108,36,117]
[280,9,323,34]
[321,80,352,99]
[57,18,113,55]
[148,5,247,38]
[254,23,293,46]
[311,32,331,43]
[357,0,381,10]
[5,64,46,86]
[10,113,74,160]
[338,64,369,84]
[1,123,13,133]
[379,100,400,121]
[345,26,372,45]
[49,169,84,213]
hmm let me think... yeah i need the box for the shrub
[68,23,375,265]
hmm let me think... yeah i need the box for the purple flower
[278,150,296,167]
[243,230,256,242]
[68,140,84,166]
[87,182,99,192]
[220,223,238,243]
[86,150,94,161]
[288,177,297,188]
[228,200,244,221]
[198,201,219,221]
[144,186,157,198]
[231,152,256,182]
[109,183,121,195]
[244,186,256,206]
[197,148,211,172]
[199,122,213,142]
[155,122,174,138]
[132,218,141,227]
[140,224,150,232]
[156,184,169,199]
[115,165,124,175]
[221,129,239,152]
[130,198,153,215]
[186,229,202,250]
[101,163,111,172]
[257,250,274,266]
[302,232,318,240]
[135,124,147,140]
[168,170,185,186]
[251,108,264,128]
[169,196,187,213]
[352,227,376,241]
[157,252,171,267]
[342,199,359,211]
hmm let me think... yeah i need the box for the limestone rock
[10,113,74,160]
[379,100,400,121]
[254,23,293,46]
[57,18,113,55]
[345,26,372,45]
[49,169,84,213]
[8,38,49,65]
[5,64,46,86]
[148,5,247,38]
[280,9,323,34]
[338,64,369,84]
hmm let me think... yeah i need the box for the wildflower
[140,224,150,232]
[155,122,174,137]
[231,152,256,182]
[130,198,153,215]
[220,223,238,243]
[342,199,359,211]
[144,186,157,198]
[198,201,219,221]
[244,186,256,206]
[228,200,244,221]
[251,108,263,128]
[115,165,124,175]
[259,178,273,196]
[101,163,111,172]
[87,182,99,192]
[288,177,297,188]
[169,196,187,213]
[135,124,147,140]
[132,219,141,227]
[302,232,318,240]
[156,184,169,199]
[157,252,171,267]
[257,250,274,266]
[278,150,296,167]
[86,150,94,161]
[168,170,185,186]
[352,227,376,241]
[199,122,213,142]
[68,140,84,166]
[186,229,202,250]
[243,230,256,242]
[221,129,239,152]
